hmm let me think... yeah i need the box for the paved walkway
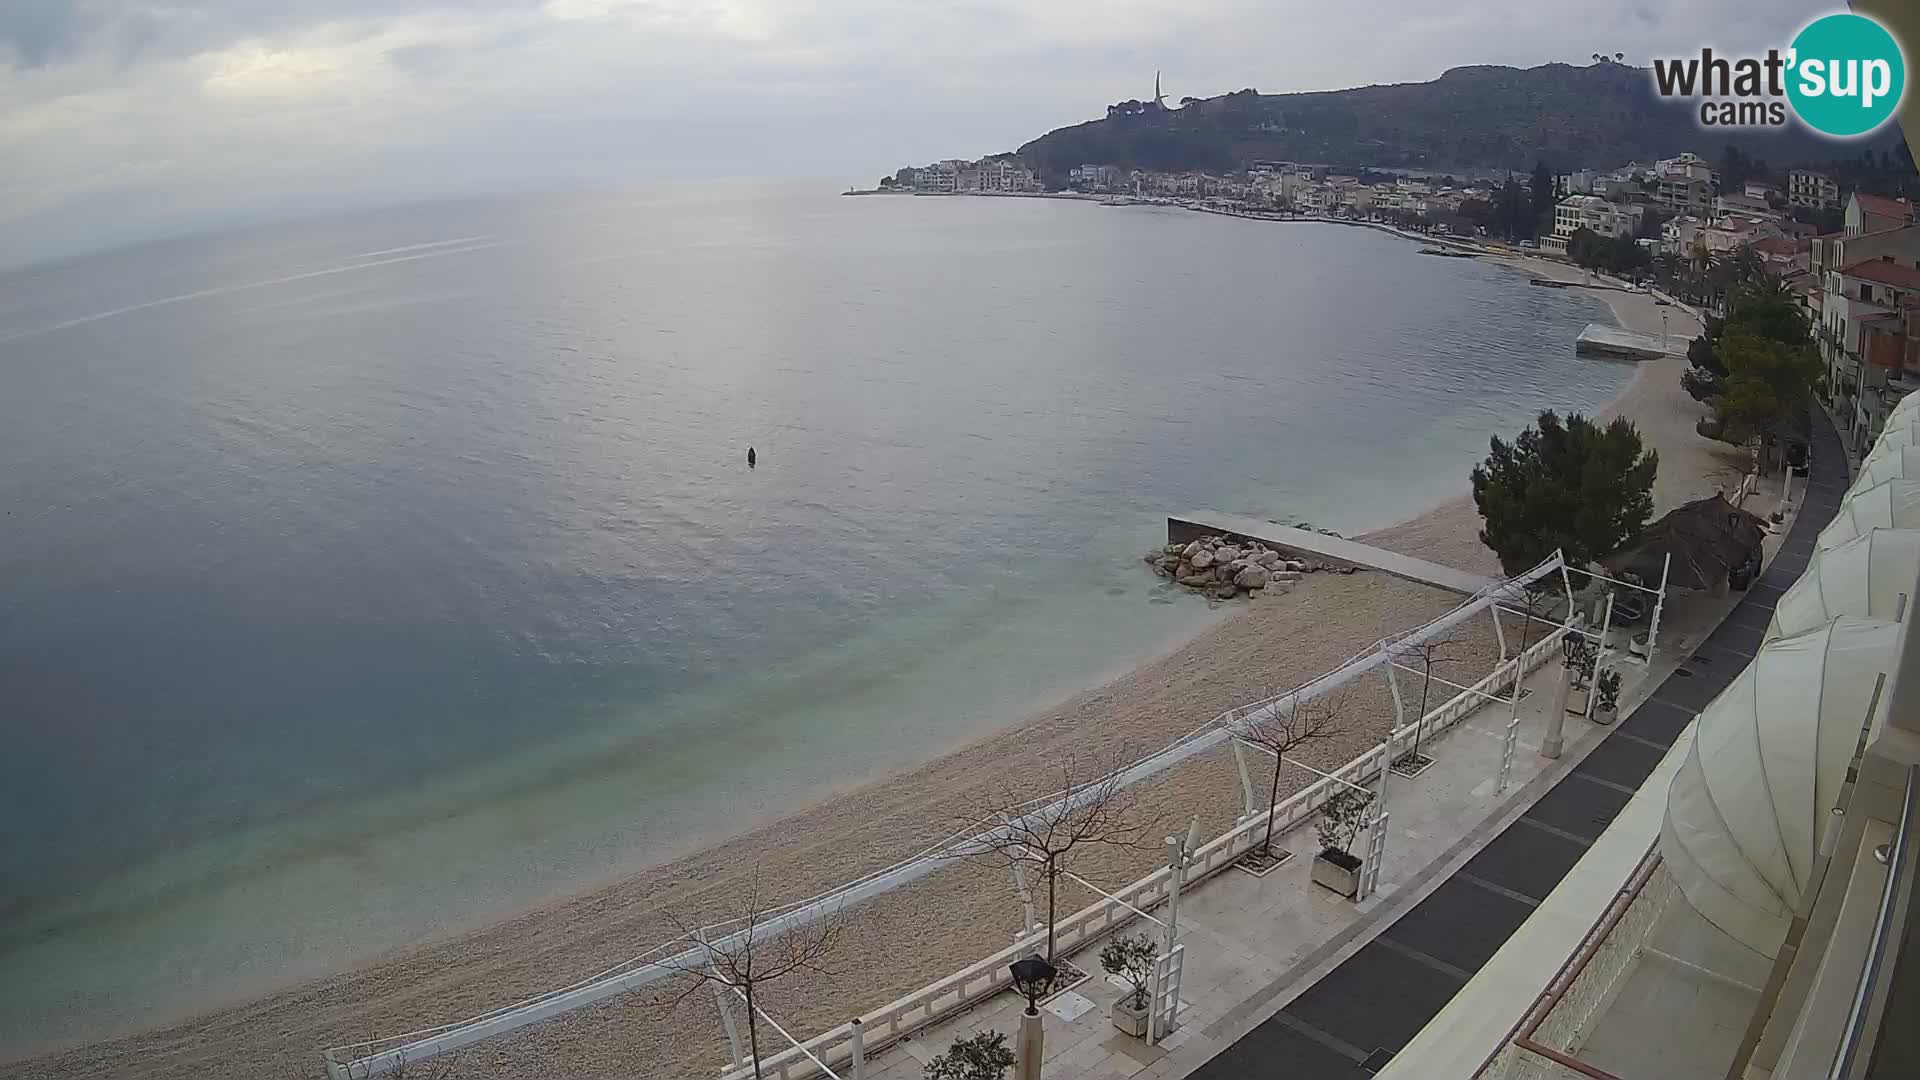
[1168,513,1495,596]
[853,654,1627,1080]
[1182,406,1847,1079]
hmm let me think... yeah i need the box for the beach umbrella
[1870,419,1920,459]
[1767,528,1920,640]
[1662,617,1900,957]
[1604,493,1766,591]
[1852,445,1920,493]
[1817,478,1920,551]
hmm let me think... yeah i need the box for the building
[1661,214,1705,256]
[1068,164,1118,190]
[1543,195,1645,252]
[1848,191,1917,237]
[1821,243,1920,450]
[1789,168,1841,210]
[973,159,1036,193]
[1748,234,1803,272]
[1655,173,1715,216]
[1557,170,1597,195]
[912,160,961,193]
[1715,192,1780,220]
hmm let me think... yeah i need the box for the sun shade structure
[1661,617,1901,958]
[1768,529,1920,640]
[1603,493,1765,591]
[1817,479,1920,551]
[1853,445,1920,493]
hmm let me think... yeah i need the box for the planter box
[1111,996,1150,1038]
[1311,849,1361,898]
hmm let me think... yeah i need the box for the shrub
[925,1030,1017,1080]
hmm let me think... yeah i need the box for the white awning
[1853,446,1920,493]
[1817,479,1920,551]
[1768,530,1920,640]
[1661,617,1900,957]
[1886,391,1920,427]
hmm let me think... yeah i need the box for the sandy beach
[10,244,1746,1080]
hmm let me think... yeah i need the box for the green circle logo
[1787,13,1906,137]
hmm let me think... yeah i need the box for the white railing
[717,620,1573,1080]
[326,555,1571,1078]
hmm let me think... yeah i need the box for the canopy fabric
[1885,391,1920,427]
[1661,617,1901,957]
[1768,529,1920,640]
[1853,445,1920,493]
[1817,479,1920,551]
[1605,494,1765,590]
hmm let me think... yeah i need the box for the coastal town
[873,146,1920,467]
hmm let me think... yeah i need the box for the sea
[0,182,1624,1054]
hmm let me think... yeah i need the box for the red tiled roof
[1750,236,1797,256]
[1841,257,1920,290]
[1855,193,1914,220]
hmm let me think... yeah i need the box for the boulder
[1235,565,1270,589]
[1182,540,1206,559]
[1189,549,1215,570]
[1165,542,1187,556]
[1176,573,1211,588]
[1215,546,1241,564]
[1285,560,1308,573]
[1269,570,1302,583]
[1256,550,1281,567]
[1209,583,1240,600]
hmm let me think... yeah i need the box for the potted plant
[1592,669,1622,725]
[1099,935,1158,1037]
[1311,789,1372,899]
[925,1030,1016,1080]
[1565,635,1598,690]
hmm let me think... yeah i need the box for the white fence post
[849,1017,866,1080]
[1646,553,1671,655]
[1497,658,1522,793]
[1360,741,1392,900]
[1231,740,1258,820]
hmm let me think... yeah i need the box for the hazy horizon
[2,0,1819,268]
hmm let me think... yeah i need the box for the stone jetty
[1142,533,1345,600]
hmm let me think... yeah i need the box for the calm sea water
[0,183,1622,1051]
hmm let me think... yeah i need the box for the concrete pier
[1168,512,1495,595]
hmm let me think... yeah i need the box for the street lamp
[1663,312,1670,354]
[1009,955,1057,1012]
[1008,955,1058,1080]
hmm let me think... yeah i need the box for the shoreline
[12,219,1727,1080]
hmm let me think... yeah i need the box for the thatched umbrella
[1605,494,1767,591]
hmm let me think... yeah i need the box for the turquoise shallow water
[0,184,1623,1051]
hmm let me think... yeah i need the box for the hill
[1016,62,1899,181]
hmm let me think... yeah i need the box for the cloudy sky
[2,0,1819,267]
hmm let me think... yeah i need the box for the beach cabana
[1767,529,1920,640]
[1604,494,1765,592]
[1661,617,1900,957]
[1817,478,1920,551]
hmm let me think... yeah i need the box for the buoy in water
[747,446,757,468]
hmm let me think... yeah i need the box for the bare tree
[1499,581,1560,701]
[1395,633,1466,764]
[1236,692,1346,859]
[658,869,850,1079]
[953,753,1152,965]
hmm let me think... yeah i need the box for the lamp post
[1662,311,1670,354]
[1009,955,1058,1080]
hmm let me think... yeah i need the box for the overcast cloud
[0,0,1817,267]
